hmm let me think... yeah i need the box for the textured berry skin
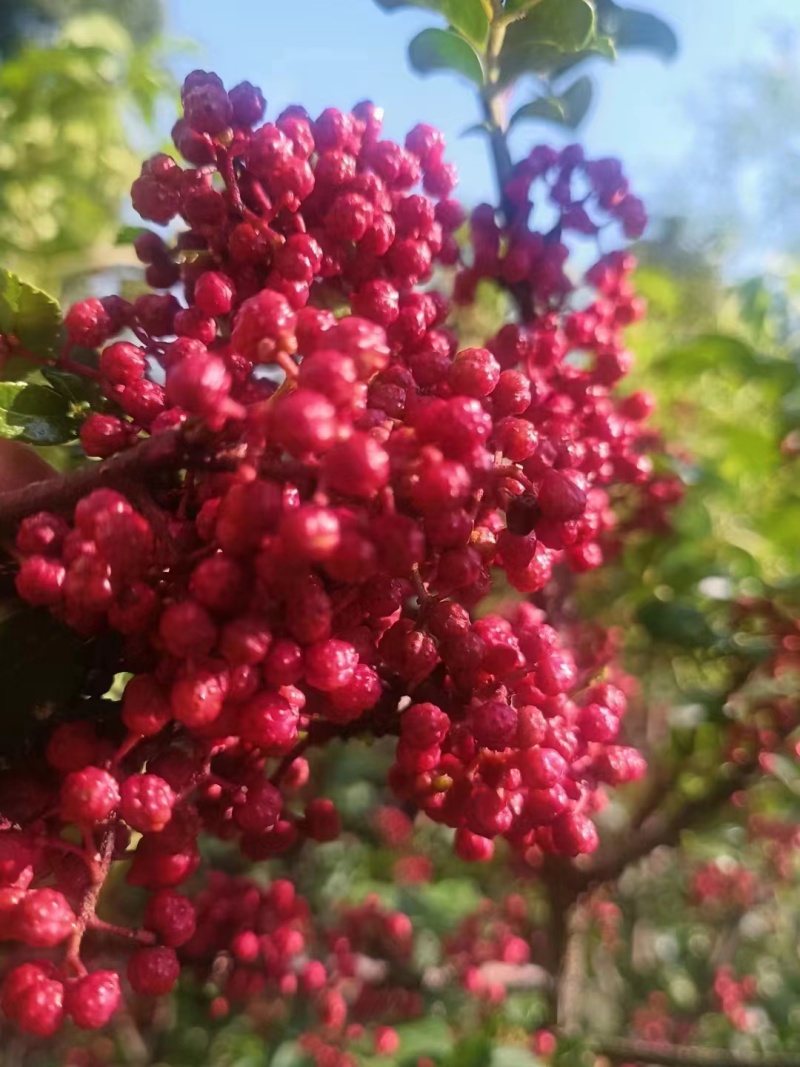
[551,811,599,856]
[238,692,299,751]
[15,889,75,948]
[60,766,120,824]
[122,674,172,737]
[119,774,177,833]
[16,512,69,557]
[80,413,130,458]
[15,976,65,1037]
[1,963,52,1018]
[127,946,180,996]
[401,703,450,749]
[99,341,147,385]
[469,700,518,751]
[65,971,122,1029]
[15,555,66,606]
[143,889,197,947]
[233,780,282,834]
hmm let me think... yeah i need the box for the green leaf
[0,271,62,361]
[596,0,678,59]
[505,0,546,11]
[637,599,716,649]
[510,96,566,125]
[499,0,595,83]
[460,120,493,137]
[115,225,149,246]
[40,365,103,408]
[510,75,593,128]
[269,1042,310,1067]
[444,0,490,48]
[0,381,74,445]
[395,1018,454,1064]
[444,1034,493,1067]
[541,33,616,80]
[408,27,484,85]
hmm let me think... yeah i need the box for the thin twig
[0,427,191,532]
[590,1037,800,1067]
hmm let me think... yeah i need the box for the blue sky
[168,0,796,211]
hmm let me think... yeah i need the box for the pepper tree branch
[0,426,198,534]
[574,754,758,891]
[588,1037,800,1067]
[480,1,535,323]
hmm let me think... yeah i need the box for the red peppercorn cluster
[713,966,758,1031]
[444,893,537,1004]
[177,875,418,1060]
[1,70,670,1036]
[690,859,757,913]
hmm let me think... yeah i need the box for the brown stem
[589,1037,800,1067]
[480,3,535,322]
[0,426,200,533]
[217,146,245,215]
[88,916,156,945]
[574,756,757,891]
[556,900,589,1032]
[65,827,115,975]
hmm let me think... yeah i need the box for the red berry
[143,889,197,947]
[537,469,587,522]
[16,976,65,1036]
[80,413,130,458]
[65,970,121,1030]
[127,946,180,996]
[551,811,599,856]
[15,555,65,606]
[16,511,69,556]
[15,888,75,948]
[518,747,568,789]
[119,774,177,833]
[60,767,120,825]
[122,674,172,737]
[238,692,299,752]
[99,341,146,385]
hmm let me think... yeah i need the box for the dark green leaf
[444,0,490,48]
[40,365,103,407]
[0,381,74,445]
[115,224,149,246]
[637,599,716,649]
[460,120,493,137]
[0,271,63,361]
[0,605,91,757]
[596,0,678,59]
[499,0,595,83]
[408,27,484,85]
[444,1033,493,1067]
[505,0,545,11]
[511,96,566,124]
[556,73,593,125]
[510,75,593,128]
[541,34,616,80]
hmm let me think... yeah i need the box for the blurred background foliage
[4,0,800,1065]
[0,0,172,295]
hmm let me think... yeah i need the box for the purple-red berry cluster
[1,70,672,1038]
